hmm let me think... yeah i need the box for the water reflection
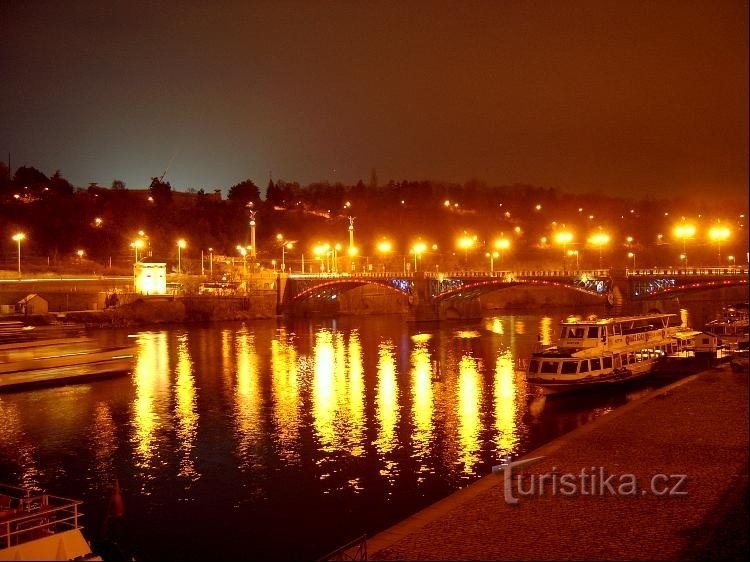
[410,342,434,475]
[271,328,300,462]
[132,332,169,476]
[235,329,261,468]
[457,355,481,475]
[375,341,399,483]
[175,334,199,481]
[494,350,517,455]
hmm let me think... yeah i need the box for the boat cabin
[556,314,676,350]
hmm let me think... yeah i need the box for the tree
[228,179,260,204]
[49,170,74,196]
[13,166,48,187]
[111,179,126,190]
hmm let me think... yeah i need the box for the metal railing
[627,267,748,276]
[0,486,83,550]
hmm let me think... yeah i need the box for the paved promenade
[369,366,749,560]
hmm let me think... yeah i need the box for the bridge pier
[408,273,440,322]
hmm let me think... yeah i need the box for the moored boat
[524,313,686,394]
[0,324,135,391]
[0,483,100,561]
[704,302,749,350]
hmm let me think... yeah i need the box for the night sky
[1,0,747,198]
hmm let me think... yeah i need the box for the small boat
[704,302,749,350]
[524,313,687,395]
[0,483,100,561]
[0,323,135,392]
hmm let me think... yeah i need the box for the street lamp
[554,230,574,267]
[708,225,730,265]
[567,249,580,268]
[588,232,610,269]
[11,233,25,277]
[457,234,475,266]
[673,223,696,267]
[208,247,214,279]
[131,238,144,263]
[494,238,510,267]
[627,251,636,269]
[376,240,393,272]
[728,255,735,269]
[177,239,187,274]
[76,249,85,263]
[238,246,248,277]
[485,251,500,273]
[411,242,427,272]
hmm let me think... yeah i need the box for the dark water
[0,310,704,560]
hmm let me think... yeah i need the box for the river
[0,307,709,560]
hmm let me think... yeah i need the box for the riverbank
[366,365,749,560]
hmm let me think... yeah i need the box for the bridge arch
[289,278,411,302]
[433,278,608,303]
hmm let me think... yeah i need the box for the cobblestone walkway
[369,367,749,560]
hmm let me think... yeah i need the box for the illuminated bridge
[282,267,749,319]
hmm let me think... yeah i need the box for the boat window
[612,324,622,335]
[565,327,585,338]
[541,361,559,374]
[627,353,635,364]
[587,327,599,338]
[561,361,579,374]
[603,357,612,369]
[591,358,602,371]
[579,360,589,373]
[529,360,539,373]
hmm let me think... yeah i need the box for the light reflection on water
[0,313,684,560]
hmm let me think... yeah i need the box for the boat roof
[561,314,676,325]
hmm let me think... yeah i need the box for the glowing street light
[567,249,579,268]
[377,240,393,254]
[728,255,735,269]
[11,233,25,277]
[94,217,103,227]
[627,251,636,269]
[673,223,696,266]
[679,253,687,267]
[485,251,500,273]
[76,249,85,263]
[131,238,144,263]
[708,225,731,264]
[457,234,476,265]
[588,232,610,269]
[177,239,187,273]
[494,238,510,266]
[411,241,427,272]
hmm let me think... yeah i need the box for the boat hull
[0,347,135,392]
[529,360,656,395]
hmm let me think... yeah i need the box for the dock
[367,366,749,560]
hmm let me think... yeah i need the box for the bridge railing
[425,269,610,278]
[627,267,748,276]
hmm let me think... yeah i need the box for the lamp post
[673,223,696,267]
[486,251,500,273]
[412,242,426,272]
[177,239,186,274]
[347,246,358,272]
[567,249,580,268]
[208,247,214,279]
[377,239,393,272]
[494,238,510,268]
[131,238,144,263]
[554,230,574,268]
[11,233,25,277]
[588,232,610,269]
[708,225,730,265]
[627,251,636,269]
[728,255,735,270]
[457,234,475,267]
[76,249,85,264]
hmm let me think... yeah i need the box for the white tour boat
[0,323,135,391]
[525,313,685,394]
[704,302,749,350]
[0,484,100,561]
